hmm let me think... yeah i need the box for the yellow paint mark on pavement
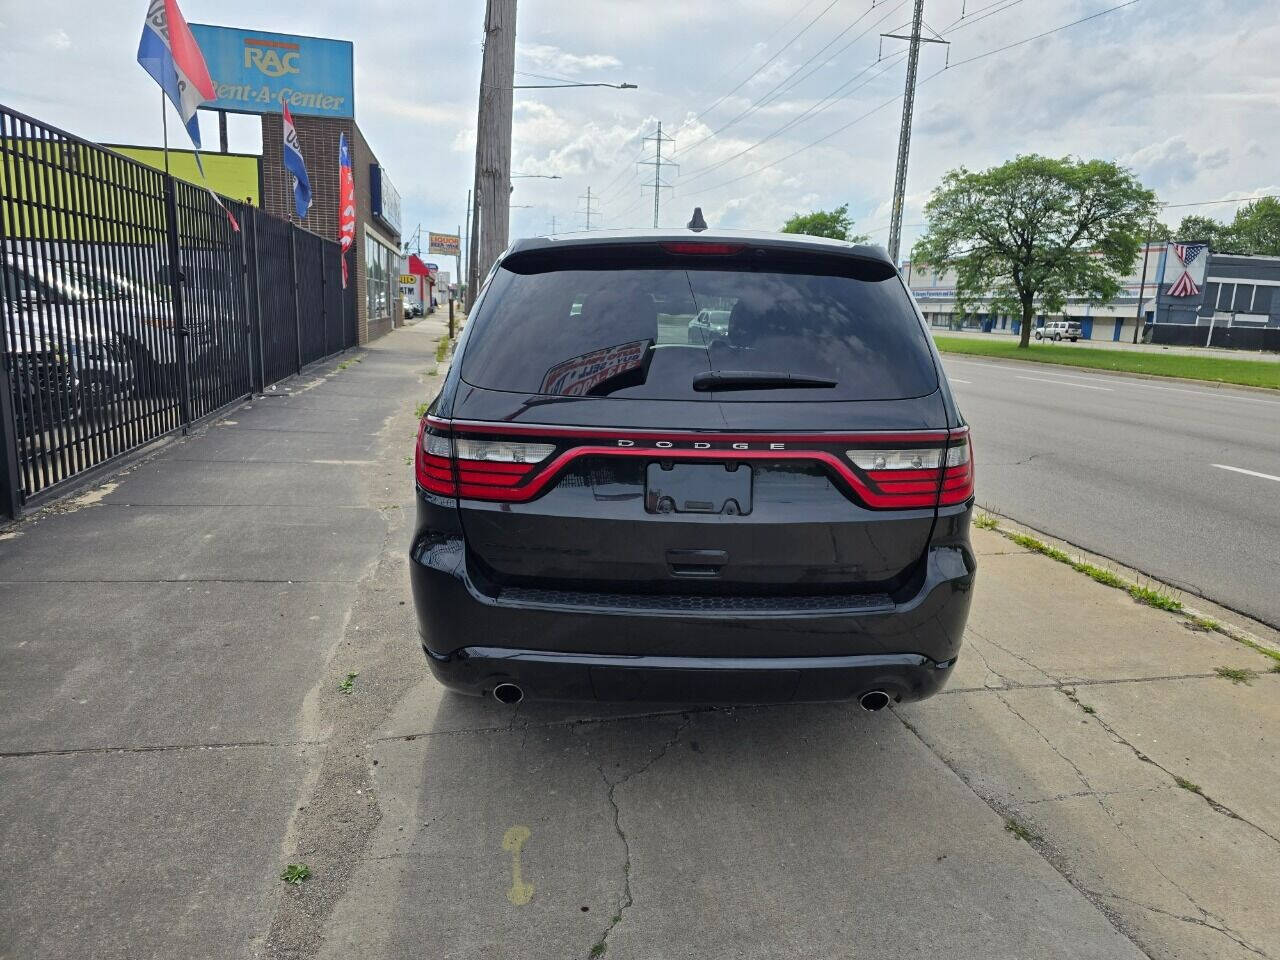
[502,825,534,905]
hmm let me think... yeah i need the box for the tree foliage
[912,155,1158,347]
[1174,199,1280,255]
[780,204,869,242]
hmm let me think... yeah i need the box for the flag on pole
[338,132,356,288]
[136,0,215,149]
[282,102,312,220]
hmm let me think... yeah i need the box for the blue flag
[281,101,312,219]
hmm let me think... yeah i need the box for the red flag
[338,132,356,287]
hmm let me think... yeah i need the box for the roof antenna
[687,207,708,232]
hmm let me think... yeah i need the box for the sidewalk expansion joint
[0,737,325,760]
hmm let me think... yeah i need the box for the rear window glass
[461,246,939,402]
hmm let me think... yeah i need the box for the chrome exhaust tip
[859,690,890,712]
[492,683,524,705]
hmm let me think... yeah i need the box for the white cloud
[1123,136,1231,189]
[46,29,71,50]
[517,43,622,77]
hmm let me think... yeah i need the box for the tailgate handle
[666,549,728,578]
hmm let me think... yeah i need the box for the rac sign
[244,39,300,77]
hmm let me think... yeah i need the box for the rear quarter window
[461,243,939,402]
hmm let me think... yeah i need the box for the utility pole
[468,0,516,309]
[639,122,676,228]
[578,187,600,231]
[549,214,557,234]
[883,0,947,266]
[1133,224,1155,344]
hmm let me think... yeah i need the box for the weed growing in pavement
[429,366,439,376]
[1173,776,1203,795]
[1185,616,1220,632]
[973,513,999,530]
[589,945,607,958]
[338,672,359,694]
[1272,662,1280,674]
[1129,583,1183,612]
[280,864,311,885]
[414,401,429,419]
[1214,666,1255,685]
[1004,817,1040,842]
[1079,704,1095,714]
[435,337,450,363]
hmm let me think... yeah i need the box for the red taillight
[660,242,745,255]
[846,428,974,508]
[415,420,457,496]
[416,421,557,501]
[939,431,975,506]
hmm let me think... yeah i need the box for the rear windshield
[461,246,939,402]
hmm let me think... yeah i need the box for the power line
[677,0,1015,187]
[679,51,908,185]
[1162,194,1278,209]
[687,0,1143,199]
[682,0,846,129]
[680,0,903,157]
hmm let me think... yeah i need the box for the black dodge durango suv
[410,226,975,707]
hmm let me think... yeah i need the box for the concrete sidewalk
[2,316,1277,960]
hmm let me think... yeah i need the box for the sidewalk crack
[589,714,693,959]
[1089,890,1271,959]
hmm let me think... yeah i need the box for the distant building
[903,243,1164,344]
[1151,251,1280,349]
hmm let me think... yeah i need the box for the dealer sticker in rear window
[539,339,652,397]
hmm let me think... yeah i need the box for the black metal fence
[1147,322,1280,351]
[0,104,355,518]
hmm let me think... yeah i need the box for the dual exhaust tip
[492,683,524,705]
[492,682,891,711]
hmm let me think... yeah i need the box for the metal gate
[0,103,355,517]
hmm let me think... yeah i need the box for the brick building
[260,113,402,343]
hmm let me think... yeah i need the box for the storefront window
[365,234,399,322]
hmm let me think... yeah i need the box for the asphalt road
[941,355,1280,627]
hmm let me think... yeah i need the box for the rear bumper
[423,646,955,704]
[409,522,975,704]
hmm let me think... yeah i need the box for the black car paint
[410,233,975,703]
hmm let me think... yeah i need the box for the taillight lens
[415,421,456,496]
[846,429,974,508]
[416,421,559,501]
[939,433,974,506]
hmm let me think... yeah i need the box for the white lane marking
[1212,464,1280,483]
[1015,375,1112,391]
[949,378,972,384]
[944,357,1280,407]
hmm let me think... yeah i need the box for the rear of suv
[410,228,975,706]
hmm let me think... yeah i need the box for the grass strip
[932,335,1279,390]
[984,518,1182,612]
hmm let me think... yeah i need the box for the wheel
[1070,337,1078,342]
[1034,332,1043,340]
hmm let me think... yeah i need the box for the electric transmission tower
[638,122,677,228]
[882,0,947,265]
[577,187,601,230]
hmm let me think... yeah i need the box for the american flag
[1168,243,1207,297]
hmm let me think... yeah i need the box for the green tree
[1224,196,1280,255]
[1174,214,1228,248]
[913,155,1158,348]
[780,204,869,242]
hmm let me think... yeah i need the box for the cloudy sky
[2,0,1276,254]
